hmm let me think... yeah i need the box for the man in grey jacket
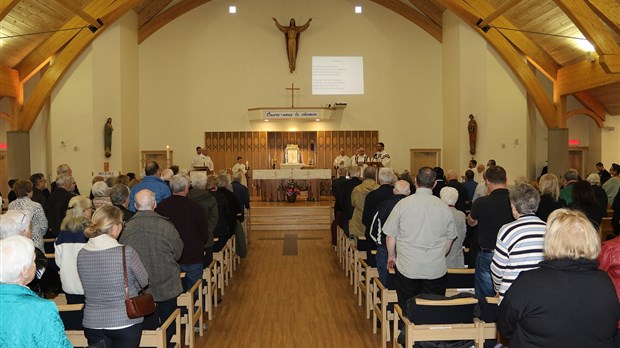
[119,189,183,334]
[187,173,218,267]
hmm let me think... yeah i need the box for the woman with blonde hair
[535,173,566,221]
[54,196,93,304]
[77,205,149,347]
[499,209,619,347]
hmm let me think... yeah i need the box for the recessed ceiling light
[229,6,237,14]
[355,6,362,14]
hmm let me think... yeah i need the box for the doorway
[568,147,588,178]
[410,149,441,173]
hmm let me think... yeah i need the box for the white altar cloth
[252,169,331,180]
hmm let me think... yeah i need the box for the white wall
[139,0,443,173]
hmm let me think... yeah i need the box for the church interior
[1,0,620,347]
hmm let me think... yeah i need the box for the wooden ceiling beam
[465,0,559,81]
[408,0,443,26]
[0,0,20,21]
[600,54,620,74]
[553,0,620,55]
[586,0,620,36]
[439,0,558,128]
[574,91,606,120]
[0,66,20,98]
[557,58,620,96]
[53,0,103,30]
[370,0,442,42]
[16,0,116,82]
[566,108,604,128]
[138,0,214,43]
[476,0,522,29]
[18,0,141,131]
[138,0,173,28]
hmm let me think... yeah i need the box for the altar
[253,168,331,201]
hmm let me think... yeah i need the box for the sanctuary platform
[249,198,333,231]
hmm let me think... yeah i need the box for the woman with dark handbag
[77,205,149,347]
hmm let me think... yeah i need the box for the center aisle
[196,229,382,347]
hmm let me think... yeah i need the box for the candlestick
[166,145,171,168]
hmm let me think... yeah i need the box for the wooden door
[410,149,441,173]
[568,147,588,178]
[141,151,172,171]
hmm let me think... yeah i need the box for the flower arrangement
[285,180,301,196]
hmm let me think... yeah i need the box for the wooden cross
[285,83,300,108]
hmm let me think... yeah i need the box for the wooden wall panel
[202,130,378,179]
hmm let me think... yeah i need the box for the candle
[246,160,249,167]
[166,145,170,160]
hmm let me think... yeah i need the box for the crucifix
[285,83,300,108]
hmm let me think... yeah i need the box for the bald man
[120,189,183,336]
[369,180,411,286]
[333,148,352,170]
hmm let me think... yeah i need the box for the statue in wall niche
[272,17,312,73]
[468,114,477,156]
[104,117,113,158]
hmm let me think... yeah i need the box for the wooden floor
[195,228,382,347]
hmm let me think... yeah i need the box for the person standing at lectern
[191,146,206,170]
[333,148,351,171]
[201,149,215,172]
[373,142,391,168]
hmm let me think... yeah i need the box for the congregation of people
[332,149,620,347]
[1,160,250,347]
[2,144,620,347]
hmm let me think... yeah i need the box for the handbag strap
[122,245,129,301]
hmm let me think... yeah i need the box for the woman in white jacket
[55,196,93,303]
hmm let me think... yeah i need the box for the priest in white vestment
[232,156,248,186]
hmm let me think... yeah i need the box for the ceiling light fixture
[355,6,362,14]
[229,6,237,14]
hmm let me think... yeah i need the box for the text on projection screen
[312,56,364,95]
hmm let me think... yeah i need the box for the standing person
[7,179,18,203]
[587,173,610,216]
[597,162,612,185]
[231,171,250,222]
[569,180,604,231]
[499,209,620,347]
[440,187,467,269]
[349,166,379,239]
[8,180,47,252]
[446,169,468,213]
[603,163,620,205]
[0,235,72,348]
[333,148,352,171]
[372,142,391,168]
[55,196,92,304]
[50,164,80,195]
[474,164,485,184]
[353,147,368,168]
[231,156,248,187]
[369,180,411,286]
[491,183,546,302]
[128,161,171,212]
[536,173,566,222]
[384,167,457,310]
[156,175,209,291]
[362,167,396,240]
[47,174,77,236]
[462,169,478,207]
[188,173,218,268]
[191,146,205,170]
[120,189,183,335]
[77,205,149,347]
[110,184,134,222]
[467,166,513,299]
[200,149,215,172]
[29,173,50,213]
[339,165,362,236]
[559,169,579,205]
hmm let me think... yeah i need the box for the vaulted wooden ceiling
[1,0,619,131]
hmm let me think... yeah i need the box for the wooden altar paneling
[202,130,378,183]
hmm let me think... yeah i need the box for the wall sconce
[585,51,596,62]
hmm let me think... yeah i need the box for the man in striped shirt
[491,183,546,302]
